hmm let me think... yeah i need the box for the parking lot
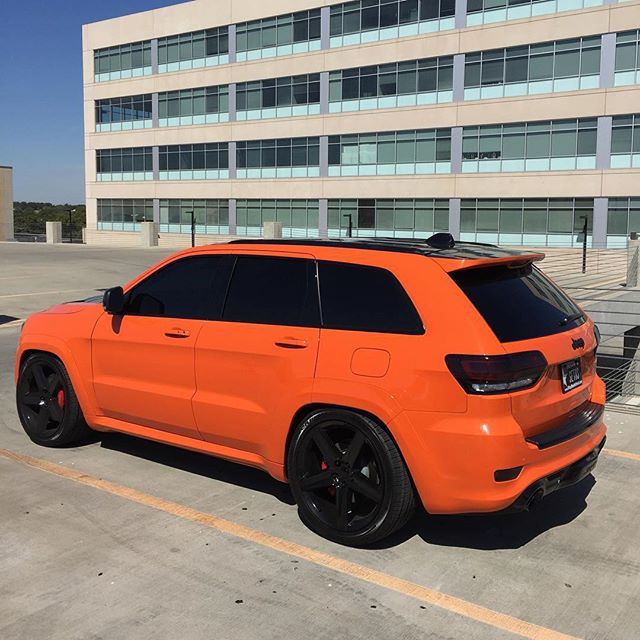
[1,241,639,640]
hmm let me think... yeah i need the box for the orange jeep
[15,235,606,545]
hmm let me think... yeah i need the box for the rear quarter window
[451,263,585,343]
[318,260,424,334]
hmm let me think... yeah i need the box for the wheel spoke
[35,406,51,432]
[48,400,63,423]
[344,431,365,467]
[312,430,340,465]
[335,486,351,529]
[22,391,41,406]
[300,470,332,491]
[351,473,383,503]
[32,365,47,392]
[46,373,61,395]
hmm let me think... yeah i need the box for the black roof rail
[226,234,534,260]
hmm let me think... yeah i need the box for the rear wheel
[16,353,91,447]
[288,409,415,546]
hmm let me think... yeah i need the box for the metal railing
[565,284,640,413]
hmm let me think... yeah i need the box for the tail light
[445,351,547,395]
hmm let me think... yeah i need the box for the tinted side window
[126,255,231,320]
[318,261,424,334]
[223,256,319,327]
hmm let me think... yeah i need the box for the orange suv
[15,235,606,545]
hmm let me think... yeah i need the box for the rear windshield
[451,263,585,343]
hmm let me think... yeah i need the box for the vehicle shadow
[375,475,596,550]
[98,431,595,550]
[98,432,296,506]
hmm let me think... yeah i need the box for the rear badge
[572,337,585,351]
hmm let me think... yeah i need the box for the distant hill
[13,202,86,234]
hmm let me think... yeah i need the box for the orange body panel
[15,242,606,514]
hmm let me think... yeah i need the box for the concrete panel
[596,116,613,170]
[140,221,159,247]
[448,198,461,240]
[593,197,608,249]
[599,33,617,89]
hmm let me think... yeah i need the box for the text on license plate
[561,358,582,393]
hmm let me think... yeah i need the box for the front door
[91,254,230,439]
[193,253,320,462]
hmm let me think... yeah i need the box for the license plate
[561,358,582,393]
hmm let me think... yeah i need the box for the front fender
[16,331,100,424]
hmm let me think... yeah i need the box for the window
[464,37,601,100]
[236,138,320,178]
[328,199,449,238]
[126,256,231,320]
[158,144,229,179]
[318,261,424,334]
[96,148,154,181]
[158,27,229,72]
[452,264,584,343]
[329,0,455,48]
[610,114,640,168]
[235,200,320,237]
[236,74,321,120]
[462,119,597,172]
[466,0,605,27]
[236,9,321,61]
[223,257,319,327]
[97,199,153,231]
[158,86,229,126]
[159,199,229,234]
[615,30,640,86]
[460,198,594,247]
[95,94,153,132]
[328,130,451,176]
[607,197,640,242]
[94,41,151,82]
[329,57,453,112]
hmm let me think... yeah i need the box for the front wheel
[16,353,91,447]
[287,409,415,546]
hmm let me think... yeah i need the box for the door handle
[165,328,191,339]
[275,337,308,349]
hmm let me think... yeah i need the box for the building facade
[83,0,640,248]
[0,166,13,242]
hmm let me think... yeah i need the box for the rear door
[193,253,320,460]
[450,263,598,438]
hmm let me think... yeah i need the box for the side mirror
[103,286,125,315]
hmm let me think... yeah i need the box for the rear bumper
[390,397,607,514]
[508,435,605,512]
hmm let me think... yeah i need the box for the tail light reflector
[445,351,547,395]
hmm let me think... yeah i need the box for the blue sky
[0,0,189,204]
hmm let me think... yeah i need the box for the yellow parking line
[0,447,579,640]
[603,448,640,462]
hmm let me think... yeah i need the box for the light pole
[67,209,76,244]
[185,210,195,247]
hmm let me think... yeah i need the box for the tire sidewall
[16,354,75,446]
[288,409,398,546]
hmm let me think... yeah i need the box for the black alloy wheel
[16,353,90,447]
[288,410,415,546]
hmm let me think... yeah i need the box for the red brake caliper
[56,389,65,409]
[321,461,336,497]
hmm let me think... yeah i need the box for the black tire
[287,409,415,546]
[16,353,91,447]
